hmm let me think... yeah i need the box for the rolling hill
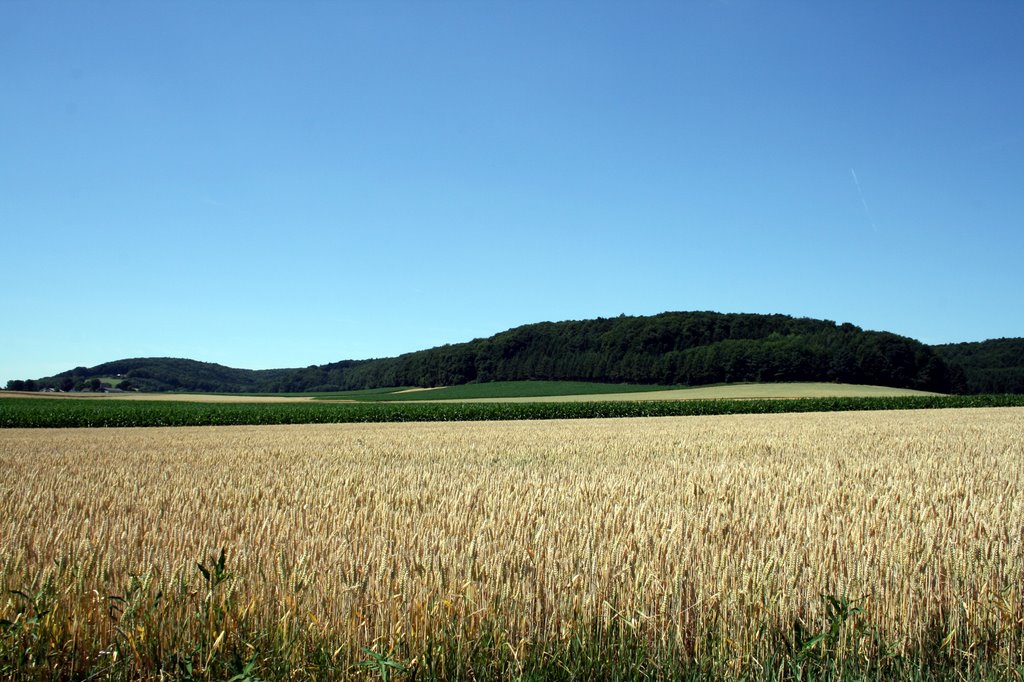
[38,358,298,393]
[11,311,992,394]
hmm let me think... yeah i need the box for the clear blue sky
[2,1,1022,383]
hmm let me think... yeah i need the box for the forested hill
[933,338,1024,394]
[294,312,955,393]
[32,358,300,393]
[17,312,964,394]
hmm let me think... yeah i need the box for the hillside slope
[933,338,1024,393]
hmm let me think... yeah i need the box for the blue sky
[2,1,1022,383]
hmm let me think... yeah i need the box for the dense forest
[9,312,989,394]
[933,338,1024,394]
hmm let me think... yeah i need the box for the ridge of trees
[278,312,955,393]
[8,312,979,394]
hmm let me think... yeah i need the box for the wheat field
[1,408,1022,679]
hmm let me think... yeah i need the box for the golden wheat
[1,407,1022,674]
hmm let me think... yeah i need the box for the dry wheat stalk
[1,408,1021,668]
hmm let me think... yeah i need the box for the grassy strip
[2,394,1023,428]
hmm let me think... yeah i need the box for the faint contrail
[850,168,878,232]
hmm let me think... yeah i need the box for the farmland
[1,380,941,403]
[354,381,944,403]
[2,393,1024,428]
[2,408,1022,679]
[309,381,941,402]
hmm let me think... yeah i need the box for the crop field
[2,390,317,403]
[1,381,944,406]
[2,408,1022,680]
[310,381,940,402]
[378,382,944,403]
[4,394,1024,429]
[318,381,679,401]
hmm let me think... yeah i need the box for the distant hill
[38,358,298,393]
[933,338,1024,394]
[15,311,970,394]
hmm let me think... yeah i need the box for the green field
[315,380,677,401]
[33,381,946,403]
[313,380,940,402]
[2,394,1021,429]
